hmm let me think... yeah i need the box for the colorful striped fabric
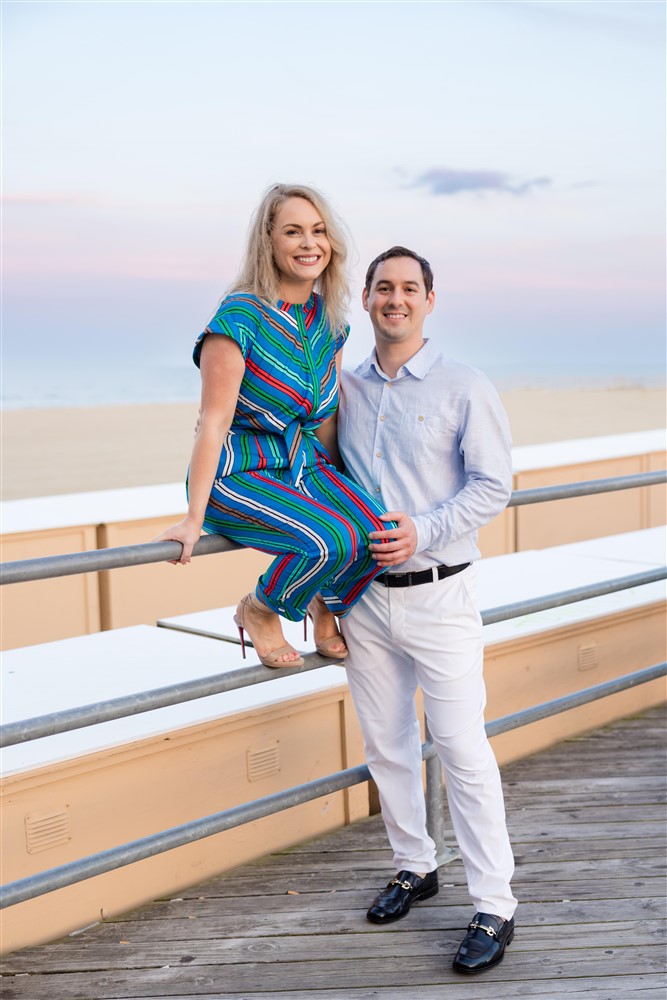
[202,453,388,620]
[194,291,347,484]
[191,290,391,621]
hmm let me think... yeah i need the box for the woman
[158,183,389,668]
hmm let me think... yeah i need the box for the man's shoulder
[341,355,374,386]
[428,354,498,393]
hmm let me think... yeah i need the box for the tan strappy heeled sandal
[234,593,305,669]
[304,594,348,660]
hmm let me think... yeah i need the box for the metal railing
[2,470,665,586]
[1,469,666,909]
[1,566,663,751]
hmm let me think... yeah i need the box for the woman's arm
[315,413,342,470]
[314,349,344,471]
[155,335,245,564]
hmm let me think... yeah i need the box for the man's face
[362,257,435,347]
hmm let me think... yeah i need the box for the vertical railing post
[424,717,459,866]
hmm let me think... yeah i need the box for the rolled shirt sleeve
[411,375,513,554]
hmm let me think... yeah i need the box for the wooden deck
[2,704,666,999]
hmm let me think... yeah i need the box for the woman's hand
[153,517,203,565]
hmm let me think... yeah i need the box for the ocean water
[1,356,664,410]
[1,364,203,410]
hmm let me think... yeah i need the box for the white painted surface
[511,429,665,473]
[551,526,666,565]
[1,482,187,535]
[478,526,666,642]
[1,625,345,777]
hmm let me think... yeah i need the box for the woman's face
[271,197,332,295]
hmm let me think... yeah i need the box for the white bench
[157,526,666,648]
[2,527,663,779]
[1,625,345,779]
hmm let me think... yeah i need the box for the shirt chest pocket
[393,413,455,467]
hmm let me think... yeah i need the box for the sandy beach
[1,387,665,501]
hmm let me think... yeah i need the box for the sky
[2,0,666,400]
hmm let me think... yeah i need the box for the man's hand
[368,512,418,566]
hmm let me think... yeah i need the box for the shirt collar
[276,290,316,312]
[357,338,440,381]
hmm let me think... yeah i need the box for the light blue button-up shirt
[338,339,513,571]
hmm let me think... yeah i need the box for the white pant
[342,566,517,920]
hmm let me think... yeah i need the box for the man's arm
[369,376,512,562]
[413,376,512,552]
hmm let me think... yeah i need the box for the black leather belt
[374,562,470,588]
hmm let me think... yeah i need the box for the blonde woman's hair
[228,183,351,335]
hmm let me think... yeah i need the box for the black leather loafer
[366,869,439,924]
[452,912,515,974]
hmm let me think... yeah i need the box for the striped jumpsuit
[192,291,389,621]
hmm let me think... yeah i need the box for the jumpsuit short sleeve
[336,323,350,352]
[193,295,257,369]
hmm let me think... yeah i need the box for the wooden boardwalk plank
[114,986,667,1000]
[6,920,665,972]
[29,896,659,947]
[2,947,666,999]
[93,985,667,1000]
[1,704,665,999]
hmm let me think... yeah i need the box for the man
[337,246,517,975]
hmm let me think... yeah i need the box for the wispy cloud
[410,168,552,197]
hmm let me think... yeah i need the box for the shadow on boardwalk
[2,705,666,999]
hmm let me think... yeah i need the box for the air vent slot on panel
[247,742,280,782]
[577,643,599,671]
[25,808,71,854]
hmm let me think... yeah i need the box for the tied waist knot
[284,421,320,486]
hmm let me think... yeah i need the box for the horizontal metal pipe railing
[0,762,375,909]
[506,469,666,507]
[481,567,666,624]
[2,566,664,749]
[1,470,665,585]
[0,533,240,586]
[486,661,666,737]
[2,660,663,909]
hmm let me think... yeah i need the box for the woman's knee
[302,522,365,570]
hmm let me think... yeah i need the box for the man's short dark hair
[364,246,434,295]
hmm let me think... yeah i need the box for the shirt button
[418,415,424,422]
[376,451,382,458]
[375,486,381,492]
[379,415,385,422]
